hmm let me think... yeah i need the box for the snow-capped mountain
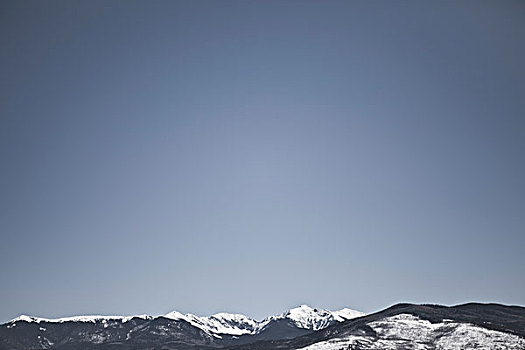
[162,304,364,337]
[0,305,364,349]
[275,304,365,331]
[8,305,362,336]
[1,303,524,350]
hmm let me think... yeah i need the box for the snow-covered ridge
[164,311,260,336]
[9,314,153,324]
[298,314,525,350]
[164,305,364,336]
[9,305,364,336]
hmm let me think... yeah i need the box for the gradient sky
[1,0,525,323]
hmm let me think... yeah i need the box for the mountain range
[1,303,524,349]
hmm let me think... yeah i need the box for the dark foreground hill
[229,303,525,350]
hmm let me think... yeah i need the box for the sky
[1,0,524,323]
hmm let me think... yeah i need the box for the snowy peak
[286,304,330,318]
[278,305,363,331]
[282,305,334,331]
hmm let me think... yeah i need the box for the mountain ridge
[5,304,364,334]
[1,303,524,350]
[1,305,365,349]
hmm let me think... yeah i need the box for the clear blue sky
[1,0,524,323]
